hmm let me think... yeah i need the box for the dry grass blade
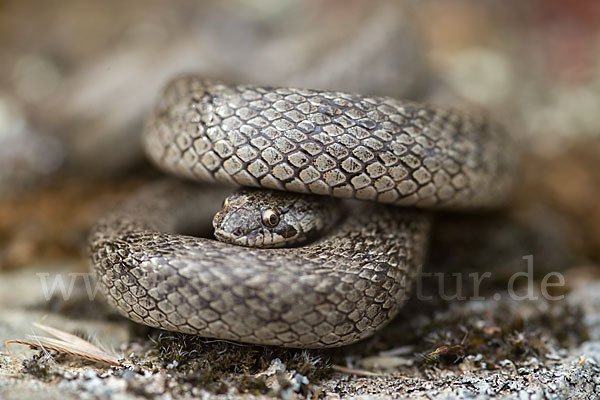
[5,323,121,366]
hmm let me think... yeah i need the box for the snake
[89,76,517,348]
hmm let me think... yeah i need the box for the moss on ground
[147,330,332,396]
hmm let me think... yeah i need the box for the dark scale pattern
[90,78,517,348]
[89,181,431,348]
[143,77,517,209]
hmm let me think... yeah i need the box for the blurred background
[1,0,600,274]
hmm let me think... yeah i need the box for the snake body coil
[89,77,517,348]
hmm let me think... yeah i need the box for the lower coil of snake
[89,77,517,348]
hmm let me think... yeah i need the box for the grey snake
[89,77,517,348]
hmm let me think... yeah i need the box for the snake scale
[89,77,517,348]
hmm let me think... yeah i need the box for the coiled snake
[89,77,517,348]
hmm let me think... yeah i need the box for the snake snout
[213,208,262,245]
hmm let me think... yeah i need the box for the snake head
[212,189,340,248]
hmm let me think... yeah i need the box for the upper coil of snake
[89,76,518,348]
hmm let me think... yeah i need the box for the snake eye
[262,209,280,228]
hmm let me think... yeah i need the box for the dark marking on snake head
[273,220,298,239]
